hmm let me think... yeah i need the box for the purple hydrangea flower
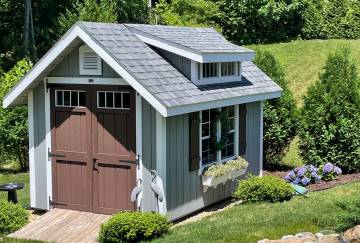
[293,178,300,185]
[323,163,334,174]
[309,165,317,172]
[334,166,342,175]
[297,167,307,177]
[301,177,311,186]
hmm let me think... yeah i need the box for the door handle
[93,158,99,170]
[48,150,66,158]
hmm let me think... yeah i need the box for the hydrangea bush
[320,163,342,181]
[285,163,342,186]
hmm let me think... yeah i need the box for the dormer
[126,24,255,86]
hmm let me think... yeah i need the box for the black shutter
[239,104,247,155]
[189,112,200,171]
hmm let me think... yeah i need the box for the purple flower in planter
[310,171,321,181]
[334,166,342,175]
[322,163,334,174]
[297,167,307,177]
[301,177,311,186]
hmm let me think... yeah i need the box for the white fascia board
[130,28,255,63]
[76,27,169,117]
[3,25,80,108]
[202,52,255,63]
[166,91,281,117]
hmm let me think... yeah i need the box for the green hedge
[298,48,360,173]
[0,200,29,234]
[99,211,170,242]
[234,176,294,203]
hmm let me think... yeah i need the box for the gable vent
[79,45,102,75]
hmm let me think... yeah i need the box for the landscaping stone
[258,231,342,243]
[342,225,360,242]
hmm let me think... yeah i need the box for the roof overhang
[3,23,169,116]
[128,27,255,63]
[166,90,281,117]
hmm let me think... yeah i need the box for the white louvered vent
[79,45,102,75]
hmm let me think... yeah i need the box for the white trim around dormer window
[192,61,242,85]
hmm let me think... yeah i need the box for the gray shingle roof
[79,22,281,109]
[125,24,254,53]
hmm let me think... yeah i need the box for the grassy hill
[248,39,360,167]
[249,39,360,106]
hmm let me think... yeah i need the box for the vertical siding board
[183,114,191,203]
[68,48,79,76]
[177,116,184,206]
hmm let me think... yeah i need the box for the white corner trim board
[44,80,52,209]
[135,94,144,211]
[259,101,264,177]
[28,91,36,208]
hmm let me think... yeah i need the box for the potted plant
[202,156,249,192]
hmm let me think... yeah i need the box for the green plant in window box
[202,157,249,191]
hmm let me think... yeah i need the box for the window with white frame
[97,91,130,109]
[199,62,241,80]
[200,105,236,167]
[55,90,86,107]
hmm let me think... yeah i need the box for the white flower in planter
[202,156,249,192]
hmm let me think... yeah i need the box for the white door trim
[47,77,128,86]
[28,91,36,208]
[44,79,52,208]
[135,93,143,211]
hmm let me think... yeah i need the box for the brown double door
[50,85,136,214]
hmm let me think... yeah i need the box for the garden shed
[3,22,281,220]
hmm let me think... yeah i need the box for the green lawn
[157,182,360,243]
[248,39,360,168]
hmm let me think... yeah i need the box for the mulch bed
[264,170,360,192]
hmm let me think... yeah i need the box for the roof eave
[166,90,282,117]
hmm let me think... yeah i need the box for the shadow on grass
[0,167,24,175]
[264,163,295,172]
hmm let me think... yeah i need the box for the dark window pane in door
[98,92,105,107]
[71,91,78,106]
[64,91,70,106]
[202,123,209,137]
[106,92,113,108]
[202,138,209,152]
[114,93,122,108]
[56,91,63,106]
[202,110,209,122]
[79,92,86,107]
[123,93,130,108]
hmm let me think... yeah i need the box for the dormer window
[193,61,241,85]
[79,45,102,76]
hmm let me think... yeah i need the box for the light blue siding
[49,43,120,78]
[165,101,262,220]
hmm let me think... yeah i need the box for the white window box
[229,168,247,181]
[202,174,228,192]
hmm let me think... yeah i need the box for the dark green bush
[299,48,360,173]
[302,0,360,40]
[336,198,360,232]
[254,51,298,169]
[0,200,29,234]
[234,175,294,203]
[99,211,170,242]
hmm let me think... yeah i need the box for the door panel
[51,85,136,214]
[91,86,136,214]
[51,86,92,212]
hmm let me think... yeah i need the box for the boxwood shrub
[234,175,294,203]
[99,211,170,242]
[0,200,29,234]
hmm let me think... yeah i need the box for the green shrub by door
[99,211,170,242]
